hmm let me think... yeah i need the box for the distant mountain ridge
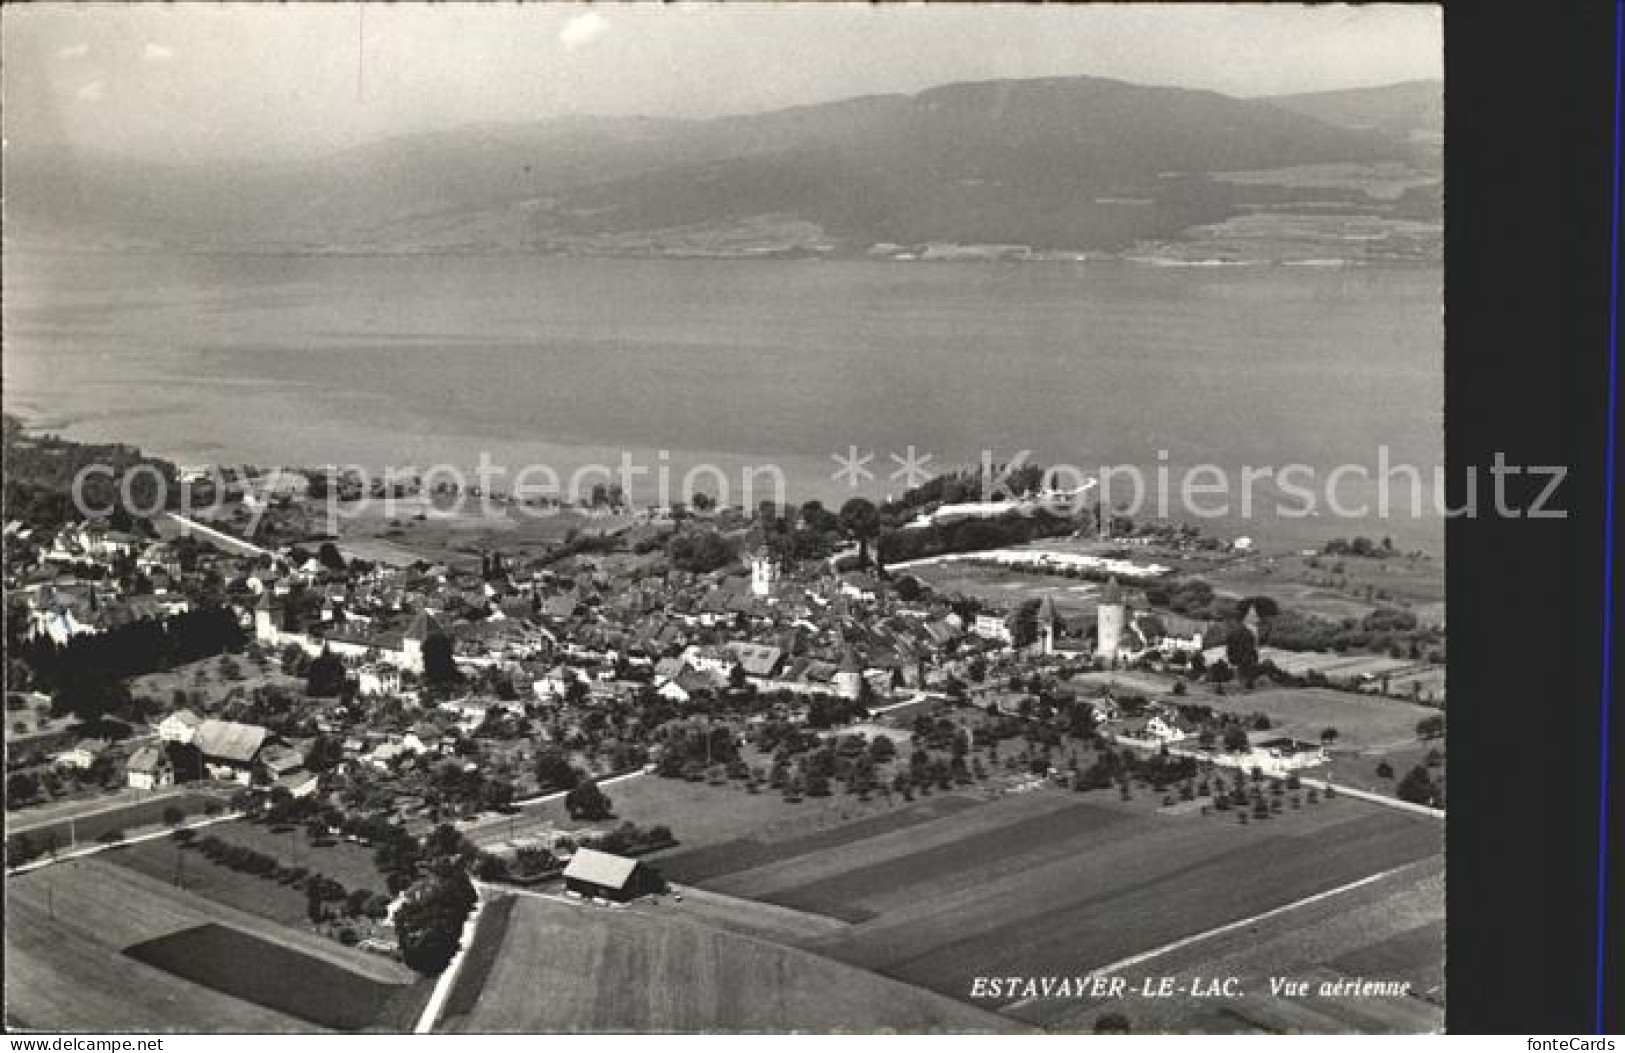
[1261,79,1442,141]
[4,75,1439,256]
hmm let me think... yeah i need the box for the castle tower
[1095,576,1126,666]
[749,550,780,598]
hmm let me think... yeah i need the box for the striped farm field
[675,784,1441,1025]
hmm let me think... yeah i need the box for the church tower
[1036,595,1060,656]
[254,591,279,645]
[401,609,445,674]
[1095,576,1126,666]
[834,643,864,700]
[1241,604,1263,643]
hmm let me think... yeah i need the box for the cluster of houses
[5,489,1324,830]
[8,518,195,645]
[124,710,317,796]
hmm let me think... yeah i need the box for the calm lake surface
[2,253,1442,552]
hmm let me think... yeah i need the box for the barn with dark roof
[561,848,665,902]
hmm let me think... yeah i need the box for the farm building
[561,848,665,902]
[125,744,175,790]
[192,718,270,784]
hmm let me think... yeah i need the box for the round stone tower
[1095,576,1126,666]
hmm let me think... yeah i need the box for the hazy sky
[3,3,1442,161]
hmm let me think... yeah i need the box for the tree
[161,805,185,826]
[838,497,881,566]
[534,749,580,791]
[799,500,838,534]
[395,871,477,976]
[1396,765,1440,807]
[482,778,515,812]
[1320,727,1340,746]
[305,734,345,773]
[1009,599,1042,649]
[317,542,348,572]
[1376,760,1395,779]
[422,632,460,688]
[1221,725,1250,752]
[305,647,346,697]
[1094,1013,1131,1034]
[1415,714,1446,741]
[346,887,375,917]
[1225,627,1259,676]
[565,779,613,821]
[6,771,41,809]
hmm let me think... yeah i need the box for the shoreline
[2,243,1442,269]
[4,410,1445,562]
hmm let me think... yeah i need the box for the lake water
[2,252,1442,553]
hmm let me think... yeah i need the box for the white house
[1242,735,1329,774]
[438,697,525,734]
[158,709,202,745]
[972,613,1013,644]
[357,663,402,699]
[532,664,587,702]
[680,645,733,677]
[1144,713,1192,743]
[52,739,107,771]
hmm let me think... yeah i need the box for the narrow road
[7,784,230,836]
[456,767,652,841]
[6,811,245,877]
[157,511,276,560]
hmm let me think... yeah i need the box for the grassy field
[125,923,414,1031]
[655,795,981,885]
[107,820,389,928]
[1073,674,1439,757]
[463,771,976,858]
[908,561,1106,615]
[127,653,306,711]
[1208,552,1445,626]
[336,499,633,570]
[1322,742,1446,799]
[5,857,423,1032]
[442,893,1020,1033]
[1202,686,1436,752]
